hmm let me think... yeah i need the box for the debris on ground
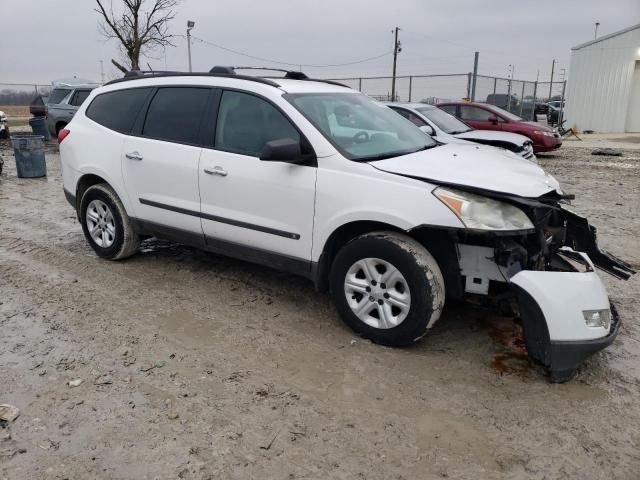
[67,379,83,388]
[141,360,166,372]
[0,404,20,423]
[591,147,623,156]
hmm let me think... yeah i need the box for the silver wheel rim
[344,257,411,329]
[86,199,116,248]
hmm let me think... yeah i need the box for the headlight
[583,309,611,330]
[533,130,555,137]
[433,187,534,231]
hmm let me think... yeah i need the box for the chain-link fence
[0,83,50,106]
[329,73,567,122]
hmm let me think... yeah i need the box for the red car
[437,102,562,153]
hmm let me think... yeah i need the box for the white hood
[454,129,531,146]
[371,143,561,198]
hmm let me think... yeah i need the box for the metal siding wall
[564,27,640,133]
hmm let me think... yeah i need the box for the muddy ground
[1,140,639,480]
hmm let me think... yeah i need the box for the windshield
[416,106,471,134]
[481,104,523,121]
[286,92,437,161]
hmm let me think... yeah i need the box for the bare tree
[95,0,179,71]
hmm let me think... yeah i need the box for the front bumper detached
[510,250,622,382]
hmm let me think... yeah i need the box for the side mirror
[260,138,306,164]
[488,115,499,124]
[419,125,435,136]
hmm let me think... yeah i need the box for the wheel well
[75,174,107,213]
[315,222,463,298]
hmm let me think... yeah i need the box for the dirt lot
[1,140,639,480]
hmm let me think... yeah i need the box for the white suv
[59,68,634,382]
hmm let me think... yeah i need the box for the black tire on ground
[79,183,140,260]
[329,231,445,347]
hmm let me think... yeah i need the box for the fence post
[408,76,413,102]
[519,82,525,117]
[34,84,38,96]
[493,77,497,96]
[358,77,362,92]
[471,51,479,102]
[507,79,512,111]
[532,81,538,121]
[466,73,471,99]
[559,80,567,125]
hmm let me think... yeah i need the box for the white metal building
[564,24,640,133]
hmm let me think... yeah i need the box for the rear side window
[460,106,494,121]
[86,88,152,134]
[70,90,92,107]
[142,87,210,145]
[48,89,71,105]
[215,90,300,156]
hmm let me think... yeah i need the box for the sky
[1,0,639,88]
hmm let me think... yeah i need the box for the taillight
[58,128,70,144]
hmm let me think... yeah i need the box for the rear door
[459,105,503,131]
[121,86,213,240]
[198,89,317,263]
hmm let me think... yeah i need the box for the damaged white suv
[59,67,634,382]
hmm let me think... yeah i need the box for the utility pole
[548,59,555,101]
[471,51,479,101]
[187,20,196,72]
[594,22,600,39]
[391,27,401,101]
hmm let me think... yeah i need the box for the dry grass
[0,105,30,117]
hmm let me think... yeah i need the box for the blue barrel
[29,116,50,140]
[11,135,47,178]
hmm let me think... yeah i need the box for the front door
[198,90,316,265]
[459,105,503,131]
[121,86,212,238]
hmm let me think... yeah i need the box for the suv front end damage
[432,188,635,382]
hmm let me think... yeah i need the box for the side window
[439,105,457,116]
[215,90,300,157]
[460,106,494,121]
[86,88,152,134]
[391,108,427,127]
[142,87,210,144]
[70,90,91,107]
[48,89,72,105]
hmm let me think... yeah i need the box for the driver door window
[215,90,300,156]
[460,106,495,121]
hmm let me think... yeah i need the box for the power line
[188,35,393,68]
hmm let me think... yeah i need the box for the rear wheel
[79,183,139,260]
[329,231,445,346]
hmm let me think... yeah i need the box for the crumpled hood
[454,129,531,147]
[371,143,561,198]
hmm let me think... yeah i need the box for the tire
[329,231,445,347]
[79,183,140,260]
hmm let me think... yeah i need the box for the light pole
[187,20,195,72]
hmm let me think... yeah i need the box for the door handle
[125,152,143,161]
[203,166,228,177]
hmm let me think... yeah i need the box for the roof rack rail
[211,66,349,88]
[104,69,280,87]
[104,67,351,89]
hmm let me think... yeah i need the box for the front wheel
[79,183,140,260]
[329,232,445,346]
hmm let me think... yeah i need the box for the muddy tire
[329,231,445,347]
[79,183,139,260]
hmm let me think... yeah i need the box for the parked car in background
[47,78,100,136]
[486,93,519,111]
[386,102,536,160]
[0,110,8,139]
[437,102,562,153]
[546,104,562,125]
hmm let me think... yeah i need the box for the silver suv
[47,79,99,136]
